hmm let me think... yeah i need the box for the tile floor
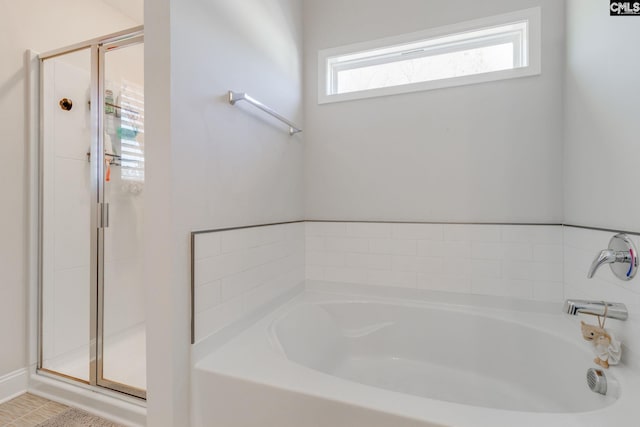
[0,393,115,427]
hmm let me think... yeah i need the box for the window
[318,8,540,104]
[118,81,144,183]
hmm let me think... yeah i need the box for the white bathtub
[193,283,640,426]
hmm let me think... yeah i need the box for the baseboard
[0,368,28,404]
[29,372,146,427]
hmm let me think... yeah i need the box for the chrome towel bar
[228,90,302,135]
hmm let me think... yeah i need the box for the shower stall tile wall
[41,55,92,380]
[193,222,305,343]
[306,222,563,302]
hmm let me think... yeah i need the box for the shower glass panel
[100,41,146,395]
[38,27,145,399]
[40,48,93,382]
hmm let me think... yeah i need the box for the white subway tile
[243,282,281,314]
[195,296,244,341]
[563,245,593,272]
[472,279,534,299]
[417,240,470,258]
[289,252,306,270]
[441,258,471,278]
[306,236,325,252]
[244,244,276,269]
[195,252,245,285]
[366,270,417,288]
[503,261,563,282]
[564,263,593,289]
[245,241,289,268]
[532,281,564,302]
[501,243,535,260]
[254,257,289,287]
[306,251,345,267]
[502,225,562,244]
[501,262,529,281]
[472,242,533,261]
[346,222,392,238]
[506,280,536,299]
[392,223,443,240]
[195,280,221,314]
[220,228,260,253]
[346,253,392,270]
[444,224,501,242]
[284,253,304,272]
[369,238,417,255]
[533,244,563,264]
[307,249,326,267]
[563,226,608,250]
[471,259,502,279]
[282,267,305,290]
[600,273,640,295]
[392,255,443,274]
[220,268,261,302]
[282,222,304,241]
[324,267,368,284]
[325,237,369,253]
[564,282,599,304]
[306,221,347,237]
[470,242,502,260]
[470,278,508,297]
[195,233,221,260]
[257,225,285,246]
[306,265,325,281]
[417,275,471,293]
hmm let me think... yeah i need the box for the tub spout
[564,299,628,321]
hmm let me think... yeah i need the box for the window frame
[318,7,541,104]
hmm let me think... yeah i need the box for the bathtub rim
[193,281,640,427]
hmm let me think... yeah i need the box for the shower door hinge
[98,203,110,228]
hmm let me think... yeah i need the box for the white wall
[303,0,565,223]
[564,0,640,231]
[0,0,139,384]
[144,0,304,424]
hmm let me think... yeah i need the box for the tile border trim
[564,224,640,237]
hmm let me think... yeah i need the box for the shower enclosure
[37,27,146,399]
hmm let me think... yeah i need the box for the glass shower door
[38,28,145,399]
[98,38,146,398]
[40,47,93,383]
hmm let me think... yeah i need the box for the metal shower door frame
[95,33,146,400]
[37,26,145,400]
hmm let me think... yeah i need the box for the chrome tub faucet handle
[586,234,638,281]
